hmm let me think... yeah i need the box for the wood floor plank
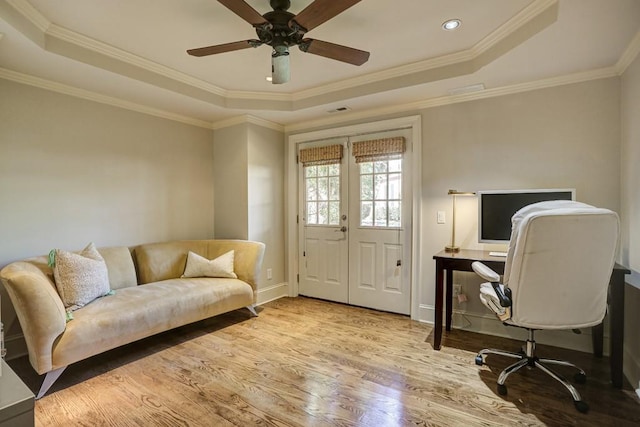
[8,296,640,426]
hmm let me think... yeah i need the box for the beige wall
[421,77,621,307]
[248,124,286,288]
[0,79,215,346]
[213,124,249,239]
[213,122,286,293]
[621,53,640,389]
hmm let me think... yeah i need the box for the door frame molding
[286,115,422,319]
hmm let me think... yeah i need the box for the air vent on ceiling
[448,83,485,96]
[327,106,351,113]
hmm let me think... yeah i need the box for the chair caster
[475,355,484,366]
[497,383,507,396]
[574,400,589,413]
[573,372,587,384]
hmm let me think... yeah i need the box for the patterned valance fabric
[299,144,343,166]
[352,137,406,163]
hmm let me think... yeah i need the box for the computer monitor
[478,189,576,244]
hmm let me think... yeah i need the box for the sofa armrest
[209,240,266,291]
[1,261,67,374]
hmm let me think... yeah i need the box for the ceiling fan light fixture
[442,19,462,31]
[271,46,290,84]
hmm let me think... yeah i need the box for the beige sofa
[0,239,265,398]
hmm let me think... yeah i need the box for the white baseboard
[624,345,640,394]
[256,282,289,306]
[417,304,608,355]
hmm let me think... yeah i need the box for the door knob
[335,226,347,232]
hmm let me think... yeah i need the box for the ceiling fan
[187,0,370,84]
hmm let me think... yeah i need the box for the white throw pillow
[52,242,111,311]
[182,250,237,279]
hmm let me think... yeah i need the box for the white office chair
[472,200,619,413]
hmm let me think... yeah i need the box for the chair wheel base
[475,355,484,366]
[497,384,507,396]
[574,400,589,413]
[573,372,587,384]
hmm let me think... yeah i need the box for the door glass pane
[318,177,329,201]
[361,201,373,227]
[318,201,329,224]
[388,173,401,200]
[374,174,387,199]
[358,156,402,228]
[360,175,373,200]
[389,201,401,227]
[374,201,387,227]
[304,163,341,226]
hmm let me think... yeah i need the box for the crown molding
[472,0,557,56]
[285,67,618,133]
[1,62,619,136]
[0,67,213,129]
[616,30,640,75]
[292,0,558,102]
[212,115,284,132]
[46,24,229,97]
[3,0,558,110]
[6,0,48,32]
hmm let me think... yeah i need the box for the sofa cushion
[52,242,111,311]
[133,240,265,288]
[98,246,137,289]
[182,250,237,279]
[50,277,254,369]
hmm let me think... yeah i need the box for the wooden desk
[432,249,630,388]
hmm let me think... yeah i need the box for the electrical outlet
[453,284,462,296]
[267,268,272,280]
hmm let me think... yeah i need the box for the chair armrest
[471,261,501,282]
[472,261,512,307]
[490,282,512,308]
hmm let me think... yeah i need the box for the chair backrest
[503,201,619,329]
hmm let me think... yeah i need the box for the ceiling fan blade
[290,0,362,32]
[187,40,261,57]
[299,39,369,66]
[217,0,269,27]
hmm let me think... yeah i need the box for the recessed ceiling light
[442,19,461,31]
[265,76,273,82]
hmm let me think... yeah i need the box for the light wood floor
[9,296,640,426]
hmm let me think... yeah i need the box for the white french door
[297,138,349,303]
[298,129,412,315]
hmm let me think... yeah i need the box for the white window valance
[299,144,343,166]
[352,137,406,163]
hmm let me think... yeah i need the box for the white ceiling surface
[1,0,639,128]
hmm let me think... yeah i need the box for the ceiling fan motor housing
[257,1,305,50]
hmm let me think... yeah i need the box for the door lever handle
[335,226,347,232]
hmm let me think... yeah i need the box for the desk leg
[434,260,444,350]
[591,323,603,358]
[610,270,625,388]
[445,269,453,331]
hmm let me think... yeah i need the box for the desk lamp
[445,189,476,253]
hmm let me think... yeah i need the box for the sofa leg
[36,366,67,399]
[246,305,258,317]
